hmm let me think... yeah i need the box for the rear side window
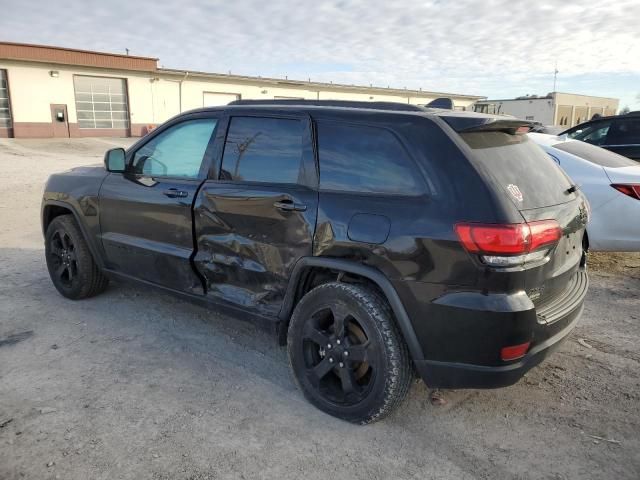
[460,132,574,209]
[553,140,637,168]
[220,116,304,184]
[606,119,640,145]
[317,122,424,195]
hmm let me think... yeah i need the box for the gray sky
[2,0,639,108]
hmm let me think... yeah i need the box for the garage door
[0,69,13,130]
[203,92,240,107]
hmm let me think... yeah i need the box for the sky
[1,0,639,109]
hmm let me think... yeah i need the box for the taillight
[455,220,562,267]
[612,184,640,200]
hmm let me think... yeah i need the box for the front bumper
[405,268,588,389]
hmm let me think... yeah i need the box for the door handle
[274,200,307,212]
[163,188,189,198]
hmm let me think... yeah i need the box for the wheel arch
[42,200,105,269]
[278,257,425,362]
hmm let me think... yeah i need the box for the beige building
[0,42,484,138]
[473,93,619,128]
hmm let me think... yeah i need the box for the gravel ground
[0,138,639,480]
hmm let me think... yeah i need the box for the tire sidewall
[45,216,91,299]
[288,283,399,423]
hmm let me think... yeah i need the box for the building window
[0,70,11,128]
[73,75,129,129]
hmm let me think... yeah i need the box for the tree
[620,106,631,115]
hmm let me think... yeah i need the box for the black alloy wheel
[288,282,413,424]
[45,215,109,299]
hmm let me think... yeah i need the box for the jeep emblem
[507,184,524,202]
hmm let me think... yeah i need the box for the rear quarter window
[317,121,425,195]
[552,140,637,168]
[460,131,574,209]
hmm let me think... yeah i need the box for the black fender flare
[279,257,425,362]
[41,200,106,269]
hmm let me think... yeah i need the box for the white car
[529,133,640,252]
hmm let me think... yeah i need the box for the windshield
[460,131,575,210]
[553,141,637,168]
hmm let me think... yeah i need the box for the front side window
[0,70,11,128]
[567,121,611,145]
[220,117,304,184]
[74,76,129,129]
[131,119,217,178]
[317,122,424,195]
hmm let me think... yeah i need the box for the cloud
[1,0,639,103]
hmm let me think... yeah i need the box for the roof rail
[228,99,426,112]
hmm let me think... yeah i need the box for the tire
[287,282,413,424]
[44,214,109,300]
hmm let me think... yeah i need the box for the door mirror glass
[105,148,126,172]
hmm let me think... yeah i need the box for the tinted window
[460,132,574,209]
[220,117,304,184]
[567,120,611,145]
[553,140,637,168]
[317,122,424,194]
[132,119,217,178]
[606,119,640,145]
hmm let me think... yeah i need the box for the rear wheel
[287,282,413,424]
[45,215,109,300]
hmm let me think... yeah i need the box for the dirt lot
[0,138,639,480]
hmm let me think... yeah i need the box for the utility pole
[553,61,559,92]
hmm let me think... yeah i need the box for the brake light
[528,220,564,251]
[612,184,640,200]
[501,342,531,361]
[455,220,561,255]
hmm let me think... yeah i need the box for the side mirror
[104,148,126,172]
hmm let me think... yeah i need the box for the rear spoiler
[439,115,534,135]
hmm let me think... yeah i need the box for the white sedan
[529,133,640,252]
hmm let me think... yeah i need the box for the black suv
[562,111,640,161]
[42,100,589,423]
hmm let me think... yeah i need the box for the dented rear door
[193,112,318,316]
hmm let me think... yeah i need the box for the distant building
[0,41,484,138]
[473,93,619,127]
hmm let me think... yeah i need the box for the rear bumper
[405,268,588,389]
[414,303,583,388]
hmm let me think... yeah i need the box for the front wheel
[44,214,109,300]
[287,282,413,424]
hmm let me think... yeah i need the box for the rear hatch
[448,117,589,311]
